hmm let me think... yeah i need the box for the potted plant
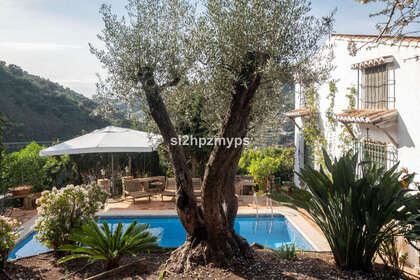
[8,185,33,197]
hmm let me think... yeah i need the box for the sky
[0,0,387,97]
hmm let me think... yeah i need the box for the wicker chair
[124,179,151,203]
[161,178,176,201]
[121,176,134,198]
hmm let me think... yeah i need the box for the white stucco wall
[294,35,420,180]
[293,34,420,269]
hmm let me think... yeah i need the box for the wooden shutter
[363,65,388,109]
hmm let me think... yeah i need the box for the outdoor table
[5,193,40,210]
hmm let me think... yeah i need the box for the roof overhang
[351,55,394,70]
[334,109,398,125]
[284,108,310,118]
[335,109,399,147]
[284,108,311,130]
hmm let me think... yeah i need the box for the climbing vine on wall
[325,80,338,155]
[302,87,326,165]
[338,86,357,152]
[302,84,358,165]
[346,86,356,110]
[326,81,337,126]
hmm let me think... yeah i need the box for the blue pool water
[9,215,313,260]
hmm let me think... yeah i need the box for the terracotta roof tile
[334,109,398,124]
[332,34,420,43]
[351,55,394,70]
[284,108,311,118]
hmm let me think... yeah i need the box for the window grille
[354,139,398,177]
[359,64,395,109]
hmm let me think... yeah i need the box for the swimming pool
[9,215,314,260]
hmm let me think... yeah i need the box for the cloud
[0,42,83,51]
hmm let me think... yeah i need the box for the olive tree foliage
[350,0,420,55]
[92,0,334,136]
[192,0,334,130]
[357,0,419,39]
[90,0,196,109]
[90,0,334,269]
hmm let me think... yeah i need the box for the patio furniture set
[97,175,255,203]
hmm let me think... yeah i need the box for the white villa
[286,34,420,271]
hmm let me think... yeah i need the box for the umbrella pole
[111,153,115,196]
[128,155,132,176]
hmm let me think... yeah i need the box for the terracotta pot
[9,185,33,196]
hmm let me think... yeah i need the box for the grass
[272,243,301,260]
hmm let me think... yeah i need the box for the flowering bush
[35,184,108,250]
[0,216,20,268]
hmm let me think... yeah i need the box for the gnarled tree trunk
[137,53,264,272]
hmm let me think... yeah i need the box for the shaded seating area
[160,177,201,201]
[123,179,152,203]
[111,175,254,204]
[161,178,176,201]
[122,176,166,203]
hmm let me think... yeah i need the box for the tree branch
[375,2,397,42]
[159,77,181,91]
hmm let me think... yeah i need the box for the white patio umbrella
[39,126,161,193]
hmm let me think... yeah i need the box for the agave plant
[270,149,420,271]
[57,219,161,270]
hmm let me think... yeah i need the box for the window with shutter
[362,65,388,109]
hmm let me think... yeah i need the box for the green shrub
[238,146,294,183]
[273,243,299,260]
[0,216,20,268]
[35,184,108,250]
[0,142,70,192]
[248,156,280,192]
[270,150,420,271]
[57,219,161,270]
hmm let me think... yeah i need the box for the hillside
[0,61,112,142]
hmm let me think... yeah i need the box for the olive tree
[91,0,333,271]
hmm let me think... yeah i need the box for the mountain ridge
[0,61,113,143]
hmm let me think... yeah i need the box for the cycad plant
[57,219,161,270]
[270,150,419,271]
